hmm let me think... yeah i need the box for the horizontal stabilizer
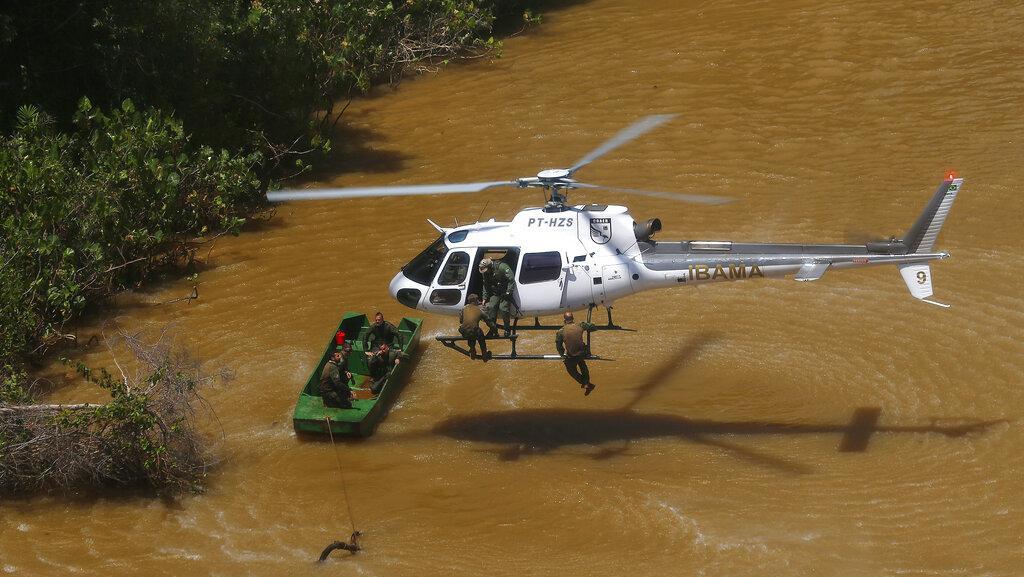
[795,262,830,282]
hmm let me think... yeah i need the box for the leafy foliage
[0,98,264,361]
[0,366,32,404]
[0,1,535,155]
[0,0,540,494]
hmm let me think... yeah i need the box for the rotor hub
[537,168,571,180]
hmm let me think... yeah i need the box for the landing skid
[434,335,613,361]
[509,305,636,333]
[434,305,628,361]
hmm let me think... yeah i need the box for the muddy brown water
[3,1,1023,575]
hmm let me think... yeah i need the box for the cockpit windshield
[402,234,448,285]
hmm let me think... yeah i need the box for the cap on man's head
[478,258,493,270]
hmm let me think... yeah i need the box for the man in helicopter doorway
[479,257,516,337]
[555,312,595,396]
[459,293,493,361]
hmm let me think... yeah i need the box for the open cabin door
[515,251,567,315]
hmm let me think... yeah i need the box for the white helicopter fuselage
[269,115,961,317]
[388,177,961,317]
[389,204,641,317]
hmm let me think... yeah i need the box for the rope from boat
[324,416,358,534]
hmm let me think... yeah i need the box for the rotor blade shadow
[623,332,720,411]
[690,434,812,475]
[468,441,634,463]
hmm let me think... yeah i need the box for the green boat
[293,312,423,437]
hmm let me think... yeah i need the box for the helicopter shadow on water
[429,334,1005,473]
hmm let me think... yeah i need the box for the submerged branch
[0,403,101,413]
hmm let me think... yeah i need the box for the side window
[403,235,448,285]
[429,289,463,305]
[447,230,469,243]
[519,251,562,284]
[437,251,470,286]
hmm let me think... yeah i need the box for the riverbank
[0,0,541,494]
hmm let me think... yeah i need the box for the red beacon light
[945,170,959,180]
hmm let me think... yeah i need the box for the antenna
[475,201,489,223]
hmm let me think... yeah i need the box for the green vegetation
[1,1,534,153]
[1,99,263,362]
[0,0,539,493]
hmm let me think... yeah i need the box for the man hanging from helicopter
[478,258,516,337]
[556,312,595,395]
[459,293,492,361]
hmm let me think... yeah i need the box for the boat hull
[292,312,423,437]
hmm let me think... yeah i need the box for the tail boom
[632,177,961,305]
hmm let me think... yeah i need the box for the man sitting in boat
[364,312,403,367]
[338,342,354,380]
[367,342,397,394]
[320,350,353,409]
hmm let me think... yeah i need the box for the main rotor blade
[568,114,678,175]
[572,182,733,205]
[266,181,514,202]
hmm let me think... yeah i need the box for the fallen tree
[0,328,226,495]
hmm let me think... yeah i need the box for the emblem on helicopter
[590,218,612,244]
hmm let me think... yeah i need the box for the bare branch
[1,327,219,495]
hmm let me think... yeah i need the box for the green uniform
[319,359,352,408]
[556,321,592,387]
[481,262,516,333]
[365,320,403,367]
[364,320,402,350]
[367,348,405,394]
[459,303,489,357]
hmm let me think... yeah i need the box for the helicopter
[269,115,961,356]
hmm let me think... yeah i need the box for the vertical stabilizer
[904,177,962,253]
[898,263,950,308]
[898,263,933,299]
